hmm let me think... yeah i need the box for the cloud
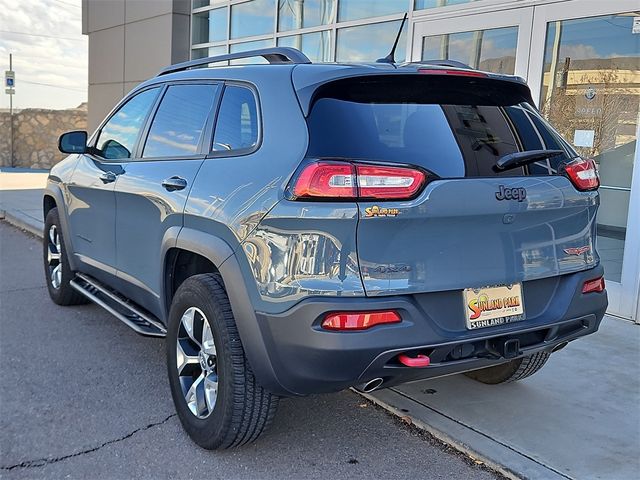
[559,43,600,61]
[0,0,87,110]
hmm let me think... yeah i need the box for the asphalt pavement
[0,222,498,480]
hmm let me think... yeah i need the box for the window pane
[213,86,259,152]
[193,0,227,8]
[96,88,159,160]
[192,8,227,44]
[338,0,407,22]
[143,85,218,158]
[278,0,336,32]
[336,20,407,63]
[415,0,478,10]
[539,14,640,283]
[229,39,274,64]
[192,45,227,60]
[277,30,332,62]
[421,26,518,74]
[230,0,276,39]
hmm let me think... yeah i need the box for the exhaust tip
[552,342,569,353]
[360,377,384,393]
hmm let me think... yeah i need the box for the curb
[0,210,43,238]
[356,390,523,480]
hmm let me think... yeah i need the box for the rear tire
[43,208,88,306]
[166,273,279,449]
[464,351,551,384]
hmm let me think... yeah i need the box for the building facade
[83,0,640,321]
[81,0,192,130]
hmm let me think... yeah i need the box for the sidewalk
[2,168,639,480]
[366,316,639,479]
[0,168,48,236]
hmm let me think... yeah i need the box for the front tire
[464,351,551,384]
[43,208,87,306]
[166,273,279,449]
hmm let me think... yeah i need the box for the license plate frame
[463,283,525,330]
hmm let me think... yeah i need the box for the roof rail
[157,47,312,76]
[417,59,473,69]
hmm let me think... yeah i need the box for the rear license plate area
[463,284,525,330]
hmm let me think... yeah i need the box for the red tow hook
[398,353,431,368]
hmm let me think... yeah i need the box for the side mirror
[58,131,88,154]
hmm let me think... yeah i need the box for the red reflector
[564,158,599,191]
[582,276,605,294]
[356,164,426,199]
[292,161,356,199]
[418,68,488,78]
[321,310,401,331]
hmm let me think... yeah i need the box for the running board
[70,273,166,337]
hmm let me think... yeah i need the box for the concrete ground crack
[1,413,176,471]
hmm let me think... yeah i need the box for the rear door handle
[162,176,188,192]
[99,171,117,184]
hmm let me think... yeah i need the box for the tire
[166,273,279,449]
[43,208,88,306]
[464,351,551,385]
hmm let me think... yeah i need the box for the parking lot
[0,222,498,479]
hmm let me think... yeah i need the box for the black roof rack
[158,47,312,76]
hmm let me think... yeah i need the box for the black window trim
[88,85,163,164]
[135,79,223,162]
[206,80,263,159]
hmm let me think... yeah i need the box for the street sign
[5,70,15,89]
[5,88,15,94]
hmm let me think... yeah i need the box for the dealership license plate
[463,284,525,330]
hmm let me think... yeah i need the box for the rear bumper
[252,265,607,396]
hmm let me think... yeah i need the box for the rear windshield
[306,75,577,178]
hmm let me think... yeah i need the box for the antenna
[376,13,408,64]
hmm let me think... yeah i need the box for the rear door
[304,73,599,297]
[112,82,220,317]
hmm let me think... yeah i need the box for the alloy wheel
[47,224,62,289]
[176,307,218,418]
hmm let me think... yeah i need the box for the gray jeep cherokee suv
[45,47,607,449]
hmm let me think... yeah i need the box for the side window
[143,84,218,158]
[95,88,159,160]
[212,85,259,153]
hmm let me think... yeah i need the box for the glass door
[529,0,640,321]
[411,7,534,78]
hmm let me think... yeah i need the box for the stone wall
[0,105,87,169]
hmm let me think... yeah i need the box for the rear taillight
[564,158,599,191]
[582,276,605,294]
[292,161,356,199]
[321,310,401,331]
[290,161,426,200]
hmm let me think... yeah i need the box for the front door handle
[99,171,117,184]
[162,176,188,192]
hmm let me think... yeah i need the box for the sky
[0,0,87,110]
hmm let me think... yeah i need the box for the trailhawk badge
[564,246,591,256]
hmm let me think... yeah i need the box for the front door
[113,82,220,319]
[412,0,640,321]
[67,87,160,285]
[528,0,640,321]
[411,7,534,77]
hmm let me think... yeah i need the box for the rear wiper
[494,149,564,172]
